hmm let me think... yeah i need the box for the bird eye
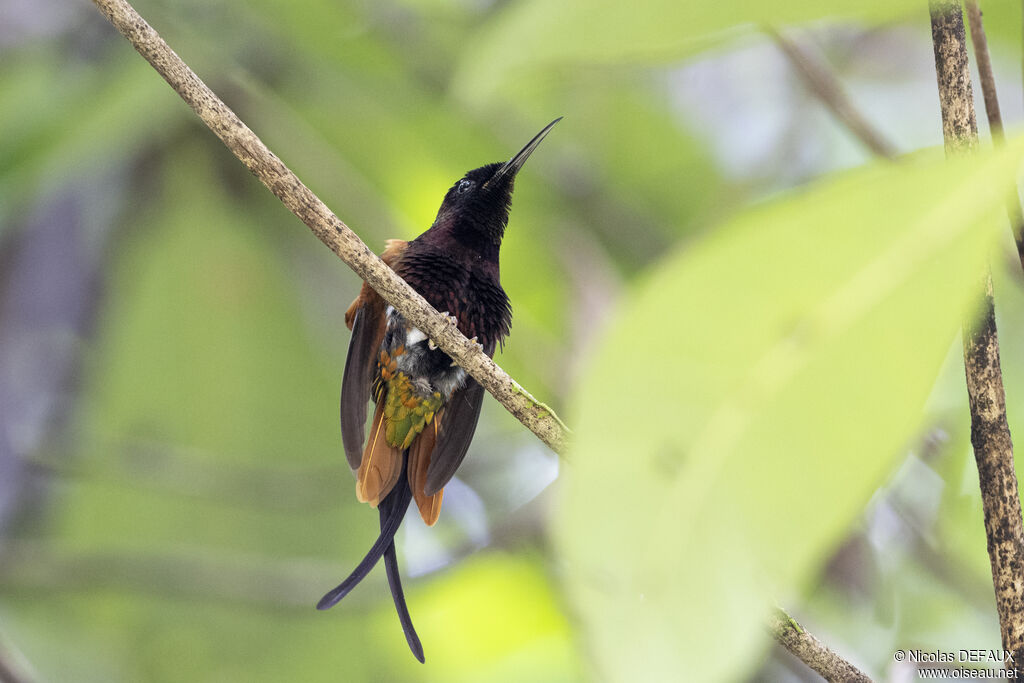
[456,179,473,194]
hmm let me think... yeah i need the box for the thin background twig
[964,0,1024,269]
[766,26,898,160]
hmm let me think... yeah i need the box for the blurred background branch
[964,0,1024,270]
[766,26,897,159]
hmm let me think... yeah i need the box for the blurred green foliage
[451,0,927,103]
[4,0,1024,681]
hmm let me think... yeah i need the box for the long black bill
[316,479,413,610]
[484,116,562,188]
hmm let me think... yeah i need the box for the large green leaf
[453,0,926,103]
[554,140,1024,682]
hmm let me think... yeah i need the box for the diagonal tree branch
[90,0,568,456]
[89,0,874,678]
[930,0,1024,673]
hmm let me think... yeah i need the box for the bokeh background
[3,0,1024,681]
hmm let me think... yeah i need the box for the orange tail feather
[408,416,443,526]
[357,402,402,506]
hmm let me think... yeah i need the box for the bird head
[431,118,561,254]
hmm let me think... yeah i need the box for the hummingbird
[317,118,561,662]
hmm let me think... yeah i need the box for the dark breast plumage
[395,243,512,352]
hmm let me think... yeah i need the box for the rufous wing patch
[381,239,408,266]
[344,239,408,330]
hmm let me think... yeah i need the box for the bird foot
[428,312,458,351]
[449,338,483,366]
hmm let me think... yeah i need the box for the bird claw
[449,337,482,366]
[427,312,458,351]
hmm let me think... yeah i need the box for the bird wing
[340,240,407,470]
[422,342,493,496]
[340,302,383,469]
